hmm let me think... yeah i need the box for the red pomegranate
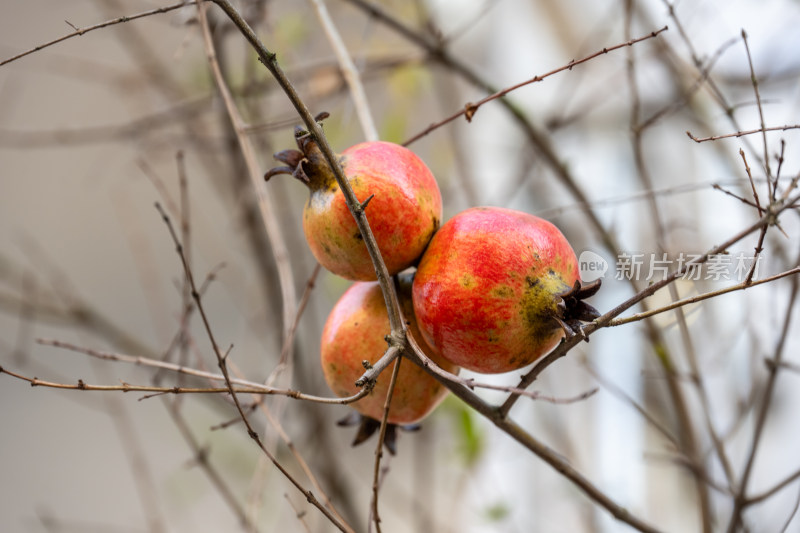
[412,207,600,374]
[320,275,457,426]
[266,123,442,281]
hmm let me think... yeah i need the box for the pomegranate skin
[412,207,580,374]
[321,275,457,425]
[302,141,442,281]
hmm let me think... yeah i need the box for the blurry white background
[2,0,800,531]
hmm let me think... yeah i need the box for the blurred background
[1,0,799,531]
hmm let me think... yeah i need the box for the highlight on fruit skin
[320,274,458,446]
[412,206,601,374]
[266,115,442,281]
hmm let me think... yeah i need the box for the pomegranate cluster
[267,119,599,448]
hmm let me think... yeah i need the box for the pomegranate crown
[264,111,331,185]
[552,279,602,338]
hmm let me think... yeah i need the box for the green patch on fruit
[520,272,569,341]
[491,285,514,299]
[460,274,475,288]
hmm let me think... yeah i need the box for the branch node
[464,102,478,122]
[360,194,375,211]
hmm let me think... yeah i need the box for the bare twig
[223,361,352,530]
[584,362,679,448]
[163,396,258,531]
[741,30,772,184]
[402,26,668,146]
[370,356,403,533]
[746,467,800,506]
[155,195,352,532]
[607,267,800,326]
[308,0,379,141]
[727,254,800,532]
[401,330,664,533]
[713,183,760,209]
[0,364,367,403]
[740,148,769,286]
[207,0,405,355]
[0,1,197,67]
[780,487,800,533]
[406,333,597,404]
[35,338,370,405]
[687,124,800,143]
[195,1,298,349]
[284,493,313,533]
[740,149,764,217]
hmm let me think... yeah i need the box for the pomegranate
[266,121,442,281]
[320,275,457,433]
[412,207,600,374]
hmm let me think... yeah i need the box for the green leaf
[443,396,485,466]
[484,502,511,522]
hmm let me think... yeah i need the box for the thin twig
[163,396,258,530]
[741,29,772,184]
[0,364,366,402]
[686,124,800,143]
[270,263,322,382]
[607,267,800,326]
[406,333,597,404]
[740,149,764,216]
[746,467,800,506]
[401,329,664,533]
[402,26,668,146]
[780,487,800,533]
[284,493,313,533]
[208,0,405,348]
[370,356,403,533]
[584,362,679,448]
[223,361,352,530]
[155,195,352,532]
[0,1,197,67]
[308,0,379,141]
[713,183,760,209]
[726,255,800,532]
[196,1,298,348]
[626,5,713,524]
[36,337,370,405]
[639,36,738,130]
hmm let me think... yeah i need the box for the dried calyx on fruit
[553,278,602,337]
[264,112,332,185]
[412,206,601,374]
[265,113,442,281]
[335,411,420,455]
